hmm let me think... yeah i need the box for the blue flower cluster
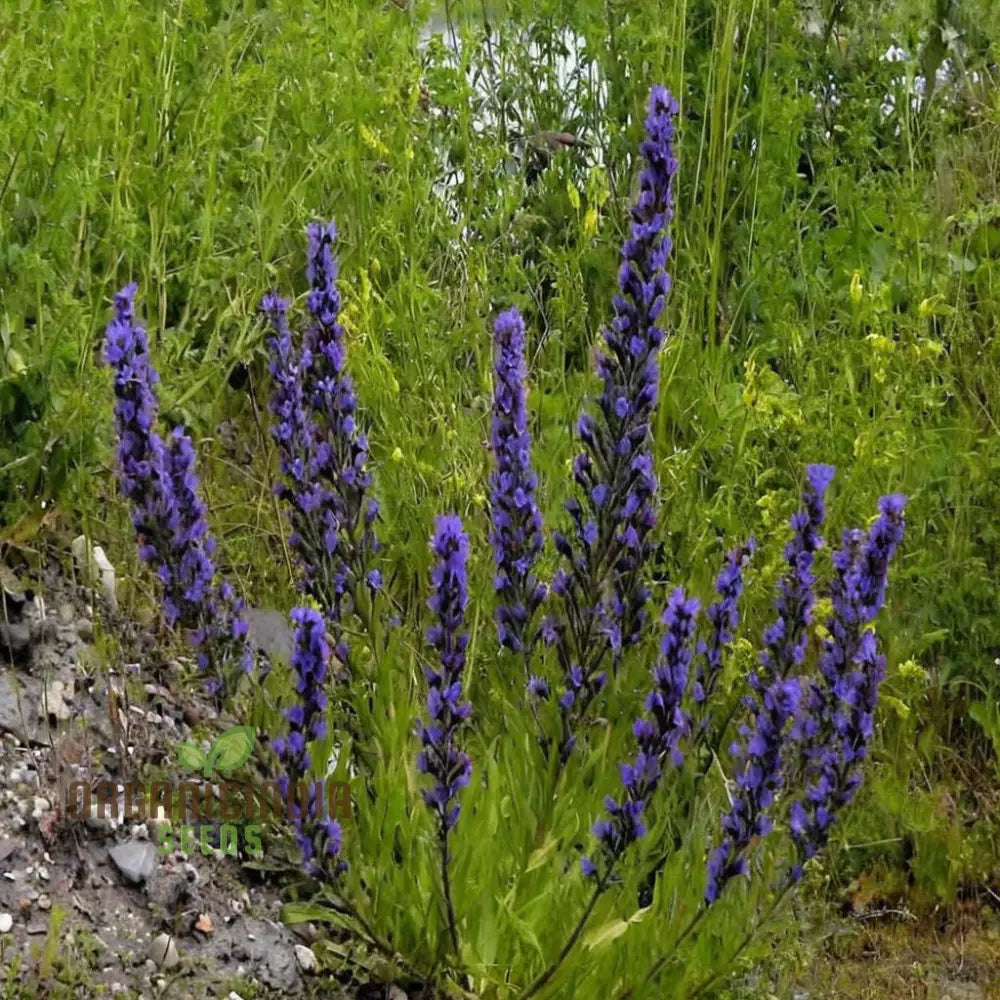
[417,515,473,833]
[488,307,546,656]
[693,541,755,712]
[754,465,836,691]
[583,586,700,878]
[789,493,907,877]
[548,85,680,748]
[272,607,344,878]
[104,283,249,694]
[704,466,835,903]
[263,221,380,652]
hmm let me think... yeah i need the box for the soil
[0,551,343,999]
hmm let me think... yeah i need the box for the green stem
[521,870,612,999]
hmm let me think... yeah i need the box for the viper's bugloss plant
[705,463,836,903]
[417,513,472,953]
[546,84,680,756]
[789,493,907,878]
[489,307,546,658]
[273,606,344,879]
[263,222,381,677]
[104,284,249,695]
[105,84,910,1000]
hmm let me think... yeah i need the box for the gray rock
[294,944,317,973]
[148,933,180,969]
[244,608,294,666]
[0,670,41,742]
[0,912,12,934]
[0,622,32,664]
[75,618,94,642]
[210,916,302,993]
[146,869,193,915]
[108,840,158,885]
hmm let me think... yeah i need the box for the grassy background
[4,0,1000,912]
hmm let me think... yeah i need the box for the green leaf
[525,837,559,873]
[281,901,343,925]
[176,741,206,772]
[206,725,255,775]
[583,918,629,951]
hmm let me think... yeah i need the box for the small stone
[194,914,213,935]
[71,537,117,611]
[31,797,50,820]
[59,603,75,625]
[148,933,179,969]
[294,944,317,973]
[0,913,12,933]
[26,922,48,935]
[108,840,157,884]
[75,619,94,642]
[37,895,51,911]
[388,987,408,1000]
[228,993,245,1000]
[0,621,32,663]
[17,898,30,916]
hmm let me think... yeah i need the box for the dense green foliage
[4,0,1000,974]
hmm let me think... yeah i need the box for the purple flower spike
[263,221,382,671]
[488,307,546,655]
[788,493,907,879]
[692,540,755,736]
[706,467,836,905]
[754,464,836,692]
[585,587,700,879]
[418,515,472,834]
[273,607,346,880]
[550,86,680,756]
[104,285,249,696]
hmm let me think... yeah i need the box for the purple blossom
[488,307,546,654]
[753,465,835,693]
[104,284,173,585]
[263,222,380,649]
[704,675,801,903]
[417,515,472,834]
[691,540,755,739]
[550,86,680,753]
[164,428,252,688]
[104,284,249,696]
[273,607,345,879]
[705,467,835,905]
[789,494,907,879]
[584,587,699,878]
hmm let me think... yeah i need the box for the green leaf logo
[176,727,255,778]
[177,741,207,773]
[204,726,255,778]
